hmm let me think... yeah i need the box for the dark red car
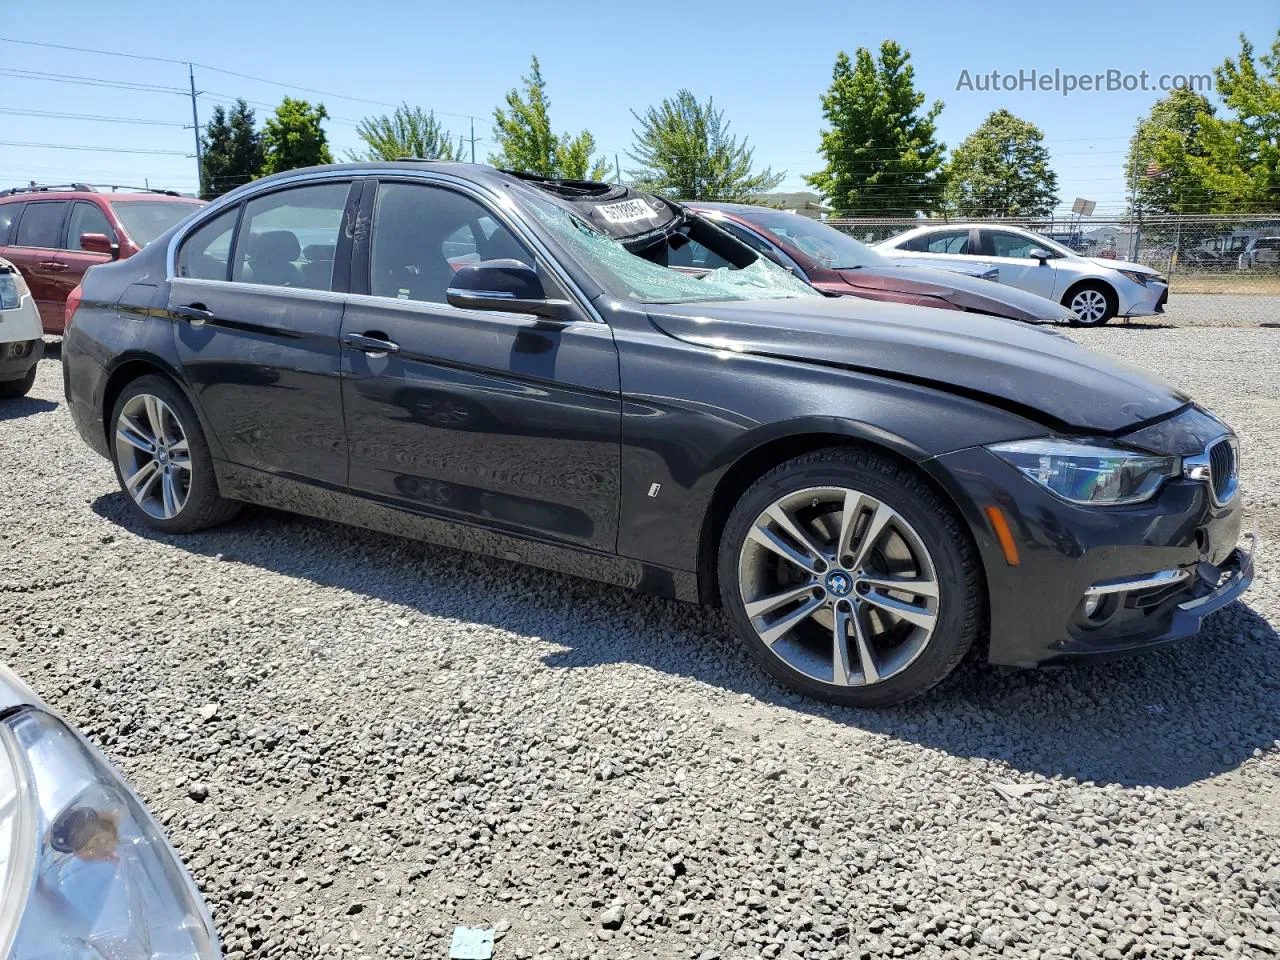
[686,202,1075,324]
[0,184,205,334]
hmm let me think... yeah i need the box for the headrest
[250,230,300,263]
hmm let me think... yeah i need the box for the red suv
[0,184,204,334]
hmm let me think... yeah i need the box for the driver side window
[986,231,1043,259]
[370,183,540,305]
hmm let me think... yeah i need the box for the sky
[1,0,1276,215]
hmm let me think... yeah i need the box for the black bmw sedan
[62,162,1253,707]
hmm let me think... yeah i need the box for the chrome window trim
[168,275,349,304]
[168,168,604,326]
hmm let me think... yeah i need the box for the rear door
[976,229,1059,299]
[8,200,70,332]
[339,178,622,550]
[170,179,358,486]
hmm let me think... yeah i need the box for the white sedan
[873,224,1169,327]
[0,258,43,397]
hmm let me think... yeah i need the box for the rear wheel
[0,364,36,398]
[109,375,239,533]
[1063,282,1116,327]
[718,448,983,707]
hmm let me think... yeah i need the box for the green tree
[349,103,460,161]
[1124,89,1216,215]
[260,97,333,176]
[489,55,609,180]
[945,109,1059,218]
[626,90,783,200]
[1183,30,1280,212]
[199,98,263,199]
[807,42,946,216]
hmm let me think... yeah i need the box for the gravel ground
[2,328,1279,960]
[1144,294,1280,328]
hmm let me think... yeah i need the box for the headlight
[0,270,27,311]
[1117,269,1152,286]
[988,439,1179,505]
[0,707,221,959]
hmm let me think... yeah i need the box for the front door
[340,179,622,551]
[978,229,1059,300]
[170,180,357,487]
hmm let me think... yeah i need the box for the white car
[0,662,221,957]
[1238,236,1280,270]
[0,257,42,397]
[873,224,1169,327]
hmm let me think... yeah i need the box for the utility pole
[188,62,204,198]
[469,117,476,164]
[615,153,621,185]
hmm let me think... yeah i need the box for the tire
[1062,281,1116,327]
[109,374,240,533]
[717,447,983,707]
[0,364,36,398]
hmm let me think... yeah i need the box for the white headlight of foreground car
[0,668,220,959]
[988,439,1180,505]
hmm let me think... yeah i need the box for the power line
[0,67,187,95]
[0,35,481,120]
[0,107,187,127]
[0,36,187,65]
[0,140,191,156]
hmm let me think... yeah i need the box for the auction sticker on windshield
[597,198,659,225]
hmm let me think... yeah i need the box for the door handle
[39,261,67,271]
[343,332,400,356]
[173,304,215,327]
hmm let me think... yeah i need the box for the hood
[838,265,1077,323]
[646,296,1189,433]
[1085,256,1161,276]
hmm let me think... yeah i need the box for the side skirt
[213,461,701,604]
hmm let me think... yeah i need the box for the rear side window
[232,182,351,291]
[68,202,117,250]
[177,208,239,281]
[908,230,970,254]
[0,202,24,245]
[15,201,68,248]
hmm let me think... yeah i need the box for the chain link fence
[825,213,1280,325]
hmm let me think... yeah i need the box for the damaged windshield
[519,191,820,304]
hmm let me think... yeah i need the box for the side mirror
[1028,247,1053,264]
[80,233,119,259]
[446,259,578,324]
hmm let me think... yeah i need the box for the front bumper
[926,445,1252,667]
[0,338,42,381]
[1119,280,1170,317]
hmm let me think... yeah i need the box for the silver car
[874,224,1169,327]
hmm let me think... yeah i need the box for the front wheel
[717,448,983,707]
[0,364,36,398]
[1063,282,1116,327]
[109,375,240,533]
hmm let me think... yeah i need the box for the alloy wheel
[1070,288,1109,324]
[737,486,940,687]
[114,394,192,521]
